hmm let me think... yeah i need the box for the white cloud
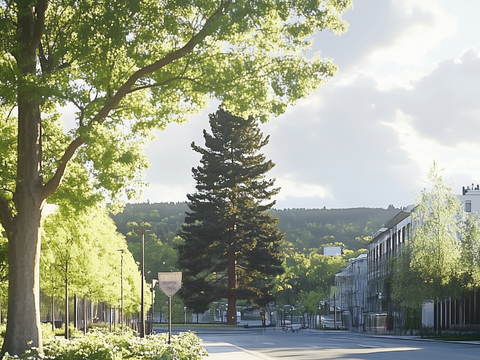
[274,179,333,201]
[397,48,480,145]
[368,0,457,67]
[140,183,192,204]
[131,0,480,209]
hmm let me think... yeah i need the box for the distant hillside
[112,202,189,244]
[270,207,400,251]
[111,202,401,251]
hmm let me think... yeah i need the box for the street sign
[158,272,182,297]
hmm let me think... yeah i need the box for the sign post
[158,272,182,343]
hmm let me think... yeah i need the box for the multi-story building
[361,186,480,333]
[365,208,413,332]
[460,184,480,212]
[334,253,368,331]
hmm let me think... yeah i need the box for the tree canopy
[273,243,361,309]
[392,163,465,307]
[0,0,352,354]
[41,204,146,316]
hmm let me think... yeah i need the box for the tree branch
[90,0,232,124]
[30,0,48,54]
[41,1,232,202]
[0,197,14,238]
[41,136,84,200]
[126,75,215,94]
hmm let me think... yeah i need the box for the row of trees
[392,164,480,312]
[41,205,147,325]
[0,203,148,337]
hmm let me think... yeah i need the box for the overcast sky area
[135,0,480,210]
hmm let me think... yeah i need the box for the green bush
[41,323,55,340]
[53,323,84,339]
[1,329,207,360]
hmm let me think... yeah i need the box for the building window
[466,200,472,212]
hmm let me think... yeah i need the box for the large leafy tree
[0,0,351,354]
[177,109,284,325]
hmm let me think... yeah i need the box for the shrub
[53,323,84,339]
[41,323,55,341]
[1,329,207,360]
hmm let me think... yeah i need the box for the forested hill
[270,207,400,251]
[111,202,401,252]
[112,202,189,243]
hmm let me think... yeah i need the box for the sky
[135,0,480,210]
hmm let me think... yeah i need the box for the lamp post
[137,229,149,338]
[150,279,158,335]
[117,249,124,330]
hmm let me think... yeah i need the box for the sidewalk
[203,342,274,360]
[365,333,480,345]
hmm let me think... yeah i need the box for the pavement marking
[203,342,276,360]
[358,344,381,348]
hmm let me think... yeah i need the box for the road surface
[199,329,480,360]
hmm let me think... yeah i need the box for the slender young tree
[392,163,464,325]
[457,212,480,293]
[178,109,284,325]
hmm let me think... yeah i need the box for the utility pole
[117,249,124,331]
[137,229,149,338]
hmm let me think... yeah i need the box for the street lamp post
[150,279,158,334]
[117,249,124,331]
[137,229,149,338]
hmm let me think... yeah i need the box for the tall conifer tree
[178,108,284,325]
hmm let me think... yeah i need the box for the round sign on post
[158,272,182,344]
[158,272,182,296]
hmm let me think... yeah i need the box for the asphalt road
[199,329,480,360]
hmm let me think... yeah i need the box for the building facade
[365,209,412,332]
[359,186,480,333]
[334,253,368,331]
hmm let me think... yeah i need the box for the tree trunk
[51,295,55,331]
[74,295,78,329]
[2,100,44,354]
[2,207,43,355]
[227,248,237,325]
[3,91,43,352]
[84,298,87,335]
[1,4,46,355]
[65,268,69,339]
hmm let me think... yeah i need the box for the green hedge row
[1,327,207,360]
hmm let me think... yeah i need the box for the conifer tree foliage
[177,109,284,325]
